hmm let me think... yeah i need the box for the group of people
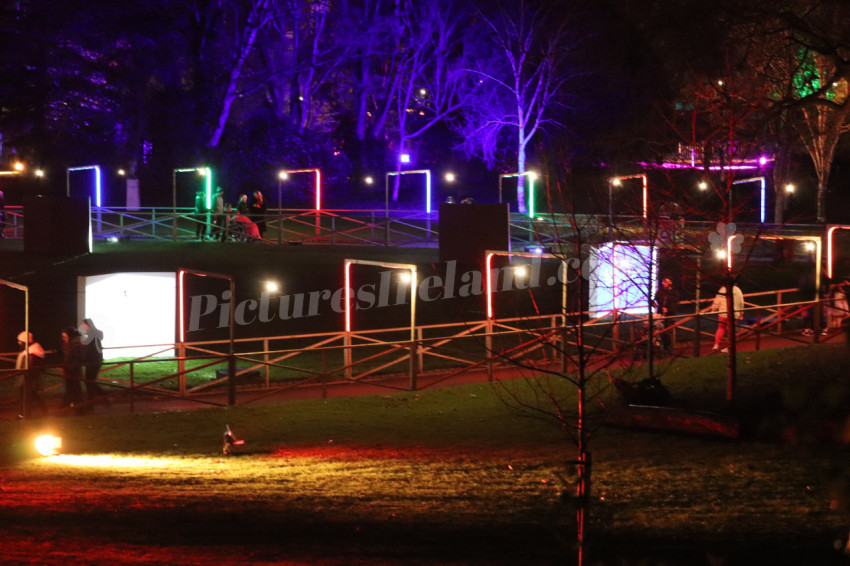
[803,280,850,336]
[14,318,107,418]
[194,187,267,241]
[652,277,746,355]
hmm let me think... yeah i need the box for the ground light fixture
[35,435,62,456]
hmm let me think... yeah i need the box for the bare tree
[731,0,850,223]
[455,0,580,213]
[387,0,478,201]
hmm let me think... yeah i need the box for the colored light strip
[826,226,850,280]
[178,270,186,342]
[387,169,431,214]
[278,168,322,211]
[68,165,102,207]
[640,158,772,171]
[498,172,538,218]
[611,174,648,219]
[731,177,766,223]
[203,167,213,210]
[344,259,417,339]
[484,250,568,320]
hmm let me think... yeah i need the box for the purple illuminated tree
[455,0,580,213]
[387,0,478,202]
[205,0,275,149]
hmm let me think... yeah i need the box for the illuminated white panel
[589,242,657,317]
[82,272,176,358]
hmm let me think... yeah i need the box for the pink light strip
[826,226,850,280]
[178,270,186,342]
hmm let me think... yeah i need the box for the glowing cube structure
[588,242,657,317]
[79,273,176,358]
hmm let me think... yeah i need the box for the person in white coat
[711,284,744,352]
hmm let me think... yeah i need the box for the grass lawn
[1,342,850,565]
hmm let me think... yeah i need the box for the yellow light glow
[35,169,45,177]
[444,172,456,182]
[804,241,816,251]
[265,281,280,293]
[612,178,622,186]
[364,176,374,185]
[14,161,24,172]
[35,435,62,456]
[118,169,126,176]
[47,455,189,469]
[785,184,795,193]
[715,250,727,260]
[279,171,289,180]
[514,265,528,278]
[197,168,207,176]
[398,271,412,284]
[698,181,708,190]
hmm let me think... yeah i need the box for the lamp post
[172,167,210,240]
[0,278,29,416]
[277,171,288,244]
[498,171,538,218]
[277,168,321,236]
[178,269,236,404]
[730,176,767,223]
[609,174,648,224]
[386,169,432,214]
[385,169,432,245]
[66,165,102,207]
[344,259,417,385]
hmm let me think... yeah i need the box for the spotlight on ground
[35,435,62,456]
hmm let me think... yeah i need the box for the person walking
[711,284,744,352]
[60,327,85,411]
[80,318,108,406]
[15,331,48,418]
[653,277,679,355]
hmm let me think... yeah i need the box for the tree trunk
[516,136,527,213]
